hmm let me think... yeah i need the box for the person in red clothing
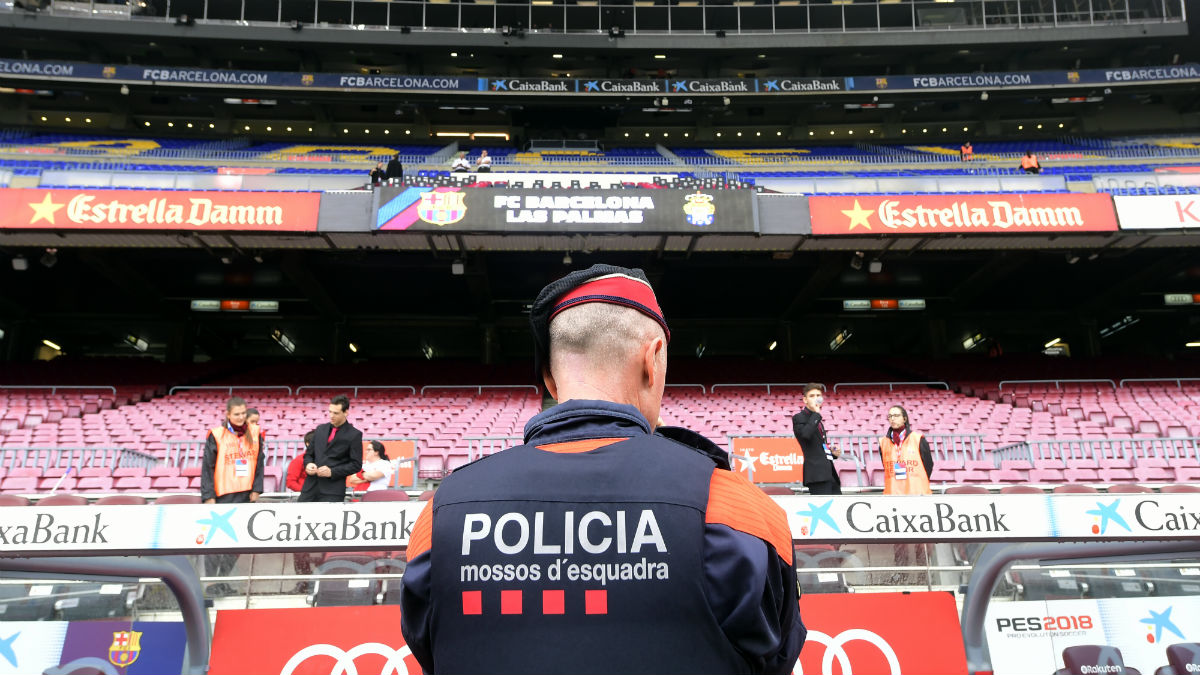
[288,431,320,594]
[286,431,314,493]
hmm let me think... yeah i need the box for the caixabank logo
[1139,606,1186,645]
[1078,497,1200,535]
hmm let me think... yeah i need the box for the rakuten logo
[1079,666,1122,674]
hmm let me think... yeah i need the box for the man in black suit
[299,394,363,503]
[792,383,842,495]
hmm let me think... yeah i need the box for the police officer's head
[531,265,670,428]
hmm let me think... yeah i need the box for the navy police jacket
[400,399,806,675]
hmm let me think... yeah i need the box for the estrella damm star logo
[841,199,873,231]
[28,193,65,225]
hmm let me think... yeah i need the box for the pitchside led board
[0,621,187,675]
[809,193,1119,235]
[986,595,1200,675]
[373,186,757,233]
[208,593,967,675]
[1113,195,1200,229]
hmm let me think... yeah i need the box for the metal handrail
[0,446,160,470]
[997,378,1117,390]
[419,384,540,395]
[833,381,950,393]
[665,383,708,394]
[1118,377,1200,388]
[711,383,814,395]
[167,385,294,395]
[294,385,417,396]
[462,436,524,461]
[0,384,118,395]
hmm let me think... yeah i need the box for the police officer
[401,264,805,675]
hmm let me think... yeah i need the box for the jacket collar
[523,399,652,446]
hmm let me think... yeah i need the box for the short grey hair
[549,303,665,372]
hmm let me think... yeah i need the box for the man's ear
[642,336,665,386]
[542,365,559,401]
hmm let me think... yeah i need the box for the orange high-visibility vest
[1021,155,1039,169]
[210,424,261,497]
[880,431,931,496]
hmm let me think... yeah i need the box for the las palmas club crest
[109,630,142,667]
[417,190,467,226]
[682,192,716,227]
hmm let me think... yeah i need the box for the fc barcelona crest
[417,190,467,226]
[1067,71,1080,83]
[682,192,716,227]
[108,630,142,667]
[301,73,315,86]
[102,66,117,79]
[875,77,888,89]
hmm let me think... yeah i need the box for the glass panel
[843,3,878,28]
[280,0,316,23]
[245,0,281,21]
[317,0,354,25]
[738,5,773,31]
[668,4,704,30]
[166,0,205,20]
[202,0,243,20]
[461,3,496,29]
[600,3,634,29]
[703,3,737,30]
[353,1,389,26]
[772,4,808,31]
[496,3,529,29]
[565,4,600,31]
[424,2,461,28]
[531,3,564,30]
[878,3,913,29]
[808,3,844,30]
[388,0,425,27]
[634,4,669,30]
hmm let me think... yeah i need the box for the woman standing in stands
[880,405,934,495]
[348,440,394,492]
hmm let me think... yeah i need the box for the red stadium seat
[1052,484,1099,494]
[37,494,89,506]
[76,477,114,491]
[94,495,148,505]
[151,477,190,491]
[944,485,991,494]
[0,494,31,506]
[361,490,411,502]
[0,476,38,493]
[1105,483,1153,493]
[155,494,202,505]
[1159,484,1200,493]
[1000,485,1044,494]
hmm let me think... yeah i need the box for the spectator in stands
[347,440,394,492]
[286,431,315,494]
[1020,150,1041,174]
[451,152,471,172]
[475,149,492,173]
[369,162,386,185]
[386,153,404,183]
[880,405,933,496]
[401,264,805,675]
[201,396,266,596]
[793,383,842,495]
[960,141,973,161]
[287,431,321,594]
[299,395,363,503]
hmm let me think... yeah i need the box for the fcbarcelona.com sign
[0,188,320,231]
[3,495,1200,556]
[374,186,756,233]
[208,594,965,675]
[809,193,1118,235]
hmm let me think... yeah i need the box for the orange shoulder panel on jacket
[705,469,794,566]
[536,437,628,454]
[406,500,434,561]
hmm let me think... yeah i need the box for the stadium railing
[0,446,160,471]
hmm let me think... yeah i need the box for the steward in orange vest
[1020,151,1041,174]
[201,397,266,504]
[880,405,933,495]
[960,142,973,161]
